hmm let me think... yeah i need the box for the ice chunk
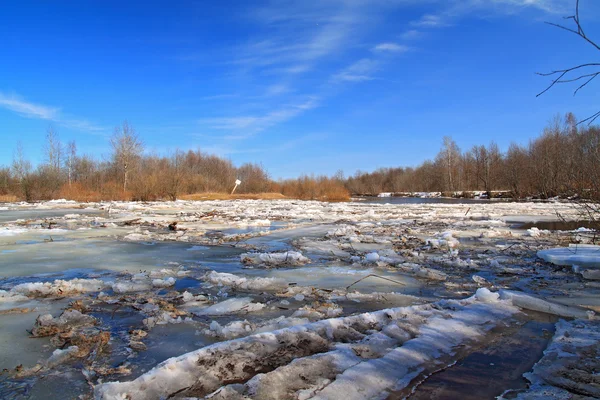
[527,227,550,237]
[426,231,459,249]
[152,277,176,288]
[111,280,152,293]
[537,244,600,268]
[499,290,595,319]
[240,251,310,266]
[505,319,600,399]
[194,297,266,316]
[11,278,106,297]
[95,294,519,400]
[365,252,380,263]
[399,263,447,281]
[46,346,79,367]
[475,288,499,303]
[204,271,287,291]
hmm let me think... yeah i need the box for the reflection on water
[0,238,243,279]
[0,208,102,223]
[394,311,557,400]
[354,196,517,205]
[519,220,598,231]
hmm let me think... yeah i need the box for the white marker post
[231,179,242,194]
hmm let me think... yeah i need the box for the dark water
[519,220,598,231]
[0,208,102,223]
[392,312,557,400]
[355,197,513,205]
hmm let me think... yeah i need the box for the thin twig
[346,274,406,291]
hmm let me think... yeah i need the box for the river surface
[0,199,595,399]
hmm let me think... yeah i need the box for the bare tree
[435,136,461,192]
[65,141,77,187]
[44,126,63,176]
[12,142,33,200]
[12,142,31,182]
[537,0,600,124]
[110,121,143,193]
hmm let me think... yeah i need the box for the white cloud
[0,93,59,120]
[411,13,448,27]
[0,91,105,133]
[410,0,570,30]
[200,97,319,135]
[332,58,379,83]
[400,29,422,40]
[373,42,410,53]
[265,84,290,96]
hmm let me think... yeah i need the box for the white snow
[0,227,29,237]
[426,231,460,249]
[527,227,551,237]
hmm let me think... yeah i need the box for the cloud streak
[0,93,59,120]
[199,97,319,137]
[373,43,410,53]
[332,58,379,83]
[0,92,106,133]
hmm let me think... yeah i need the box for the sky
[1,0,599,179]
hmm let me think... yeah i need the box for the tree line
[0,113,598,202]
[347,113,600,200]
[0,122,348,202]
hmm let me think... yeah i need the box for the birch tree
[110,121,143,193]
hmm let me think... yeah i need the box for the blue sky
[1,0,598,178]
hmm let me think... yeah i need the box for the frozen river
[0,199,598,399]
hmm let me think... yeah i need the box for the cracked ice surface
[95,291,520,400]
[1,198,599,399]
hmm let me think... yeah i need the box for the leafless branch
[536,64,600,97]
[537,0,600,125]
[579,110,600,125]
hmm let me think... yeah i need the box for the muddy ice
[0,199,599,399]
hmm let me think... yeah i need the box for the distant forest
[1,113,598,202]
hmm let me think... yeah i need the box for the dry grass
[179,192,288,201]
[280,176,351,202]
[58,183,103,202]
[0,194,18,203]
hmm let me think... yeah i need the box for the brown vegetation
[0,194,18,203]
[279,176,351,202]
[180,192,287,201]
[1,115,598,203]
[347,113,600,201]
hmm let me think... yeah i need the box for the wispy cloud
[411,14,448,28]
[199,97,319,136]
[200,132,327,157]
[0,92,105,133]
[332,58,379,83]
[265,84,290,97]
[400,29,422,40]
[200,93,239,101]
[0,93,59,120]
[372,43,410,53]
[410,0,569,30]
